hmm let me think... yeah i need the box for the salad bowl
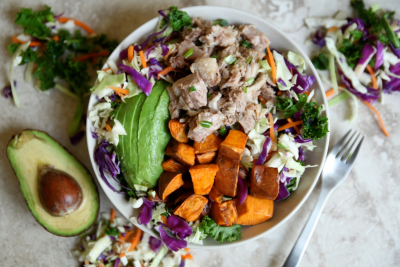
[86,6,330,248]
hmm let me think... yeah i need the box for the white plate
[86,6,330,249]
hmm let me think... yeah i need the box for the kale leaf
[15,6,54,39]
[300,102,329,140]
[351,0,383,33]
[198,216,242,243]
[277,93,308,118]
[286,178,297,194]
[105,220,120,237]
[162,6,192,31]
[338,39,364,69]
[8,43,20,55]
[378,33,391,45]
[275,95,293,111]
[19,48,38,65]
[350,30,363,41]
[312,53,329,70]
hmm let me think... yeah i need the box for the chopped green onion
[212,19,228,26]
[207,93,212,98]
[246,77,255,85]
[218,126,227,136]
[242,40,251,49]
[184,48,194,58]
[329,53,338,94]
[383,13,400,48]
[370,3,381,12]
[328,92,350,107]
[189,86,196,92]
[210,51,221,59]
[243,87,248,93]
[224,55,237,65]
[201,121,213,128]
[259,60,271,70]
[246,57,252,64]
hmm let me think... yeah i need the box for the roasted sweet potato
[158,172,184,200]
[238,162,248,179]
[195,151,217,164]
[235,195,274,225]
[210,200,238,226]
[209,186,223,203]
[174,194,208,222]
[169,119,189,143]
[193,134,223,154]
[250,165,279,200]
[162,158,189,173]
[214,155,239,197]
[219,130,248,160]
[148,191,163,202]
[165,139,195,166]
[189,164,219,195]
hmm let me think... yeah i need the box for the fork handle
[283,187,332,267]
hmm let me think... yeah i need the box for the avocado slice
[7,130,99,236]
[116,81,171,188]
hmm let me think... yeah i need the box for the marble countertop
[1,0,399,266]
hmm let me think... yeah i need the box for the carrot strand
[268,113,275,145]
[13,36,42,47]
[266,46,277,84]
[128,229,143,252]
[277,91,282,96]
[139,51,147,68]
[325,88,336,98]
[157,66,175,79]
[58,17,95,35]
[107,86,129,95]
[164,48,171,59]
[110,209,116,223]
[128,45,134,62]
[328,26,339,32]
[181,254,193,260]
[277,121,303,132]
[366,65,377,90]
[74,51,110,61]
[287,118,300,134]
[362,100,390,137]
[106,123,112,131]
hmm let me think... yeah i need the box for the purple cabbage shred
[138,198,154,225]
[167,215,193,239]
[149,236,163,253]
[155,224,187,252]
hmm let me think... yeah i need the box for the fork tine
[341,132,361,161]
[346,136,364,165]
[330,129,353,156]
[336,130,357,158]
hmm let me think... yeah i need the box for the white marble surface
[0,0,399,266]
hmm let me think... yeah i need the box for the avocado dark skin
[7,130,100,237]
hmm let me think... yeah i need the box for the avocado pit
[39,166,83,217]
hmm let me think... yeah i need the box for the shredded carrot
[92,57,97,65]
[325,88,336,98]
[58,17,94,35]
[258,95,267,105]
[266,46,277,84]
[85,260,89,265]
[161,215,168,226]
[277,121,303,132]
[328,26,339,32]
[185,248,190,252]
[52,35,59,42]
[268,113,275,145]
[106,123,112,131]
[287,118,300,134]
[108,86,129,95]
[164,48,171,59]
[116,99,121,103]
[362,100,390,137]
[74,51,110,61]
[304,90,310,96]
[181,254,193,260]
[110,209,116,223]
[102,67,112,72]
[120,252,125,258]
[119,231,134,246]
[128,229,143,252]
[13,36,42,47]
[128,45,134,62]
[366,65,377,90]
[157,66,175,79]
[277,91,282,96]
[139,51,147,68]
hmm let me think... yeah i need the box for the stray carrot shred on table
[58,17,95,35]
[365,65,377,90]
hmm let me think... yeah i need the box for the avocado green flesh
[116,81,171,188]
[7,130,99,236]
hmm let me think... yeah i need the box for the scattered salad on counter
[306,0,399,137]
[89,6,328,250]
[74,209,197,267]
[5,6,118,144]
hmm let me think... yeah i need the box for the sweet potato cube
[189,164,218,195]
[250,165,279,200]
[214,155,239,197]
[210,200,238,226]
[169,119,189,143]
[165,139,195,166]
[193,134,223,154]
[195,151,217,164]
[162,158,189,173]
[174,194,208,222]
[219,130,248,160]
[209,186,223,203]
[235,195,274,225]
[238,162,248,179]
[158,172,184,200]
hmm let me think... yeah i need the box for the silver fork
[283,130,364,267]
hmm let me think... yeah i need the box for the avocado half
[7,130,99,237]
